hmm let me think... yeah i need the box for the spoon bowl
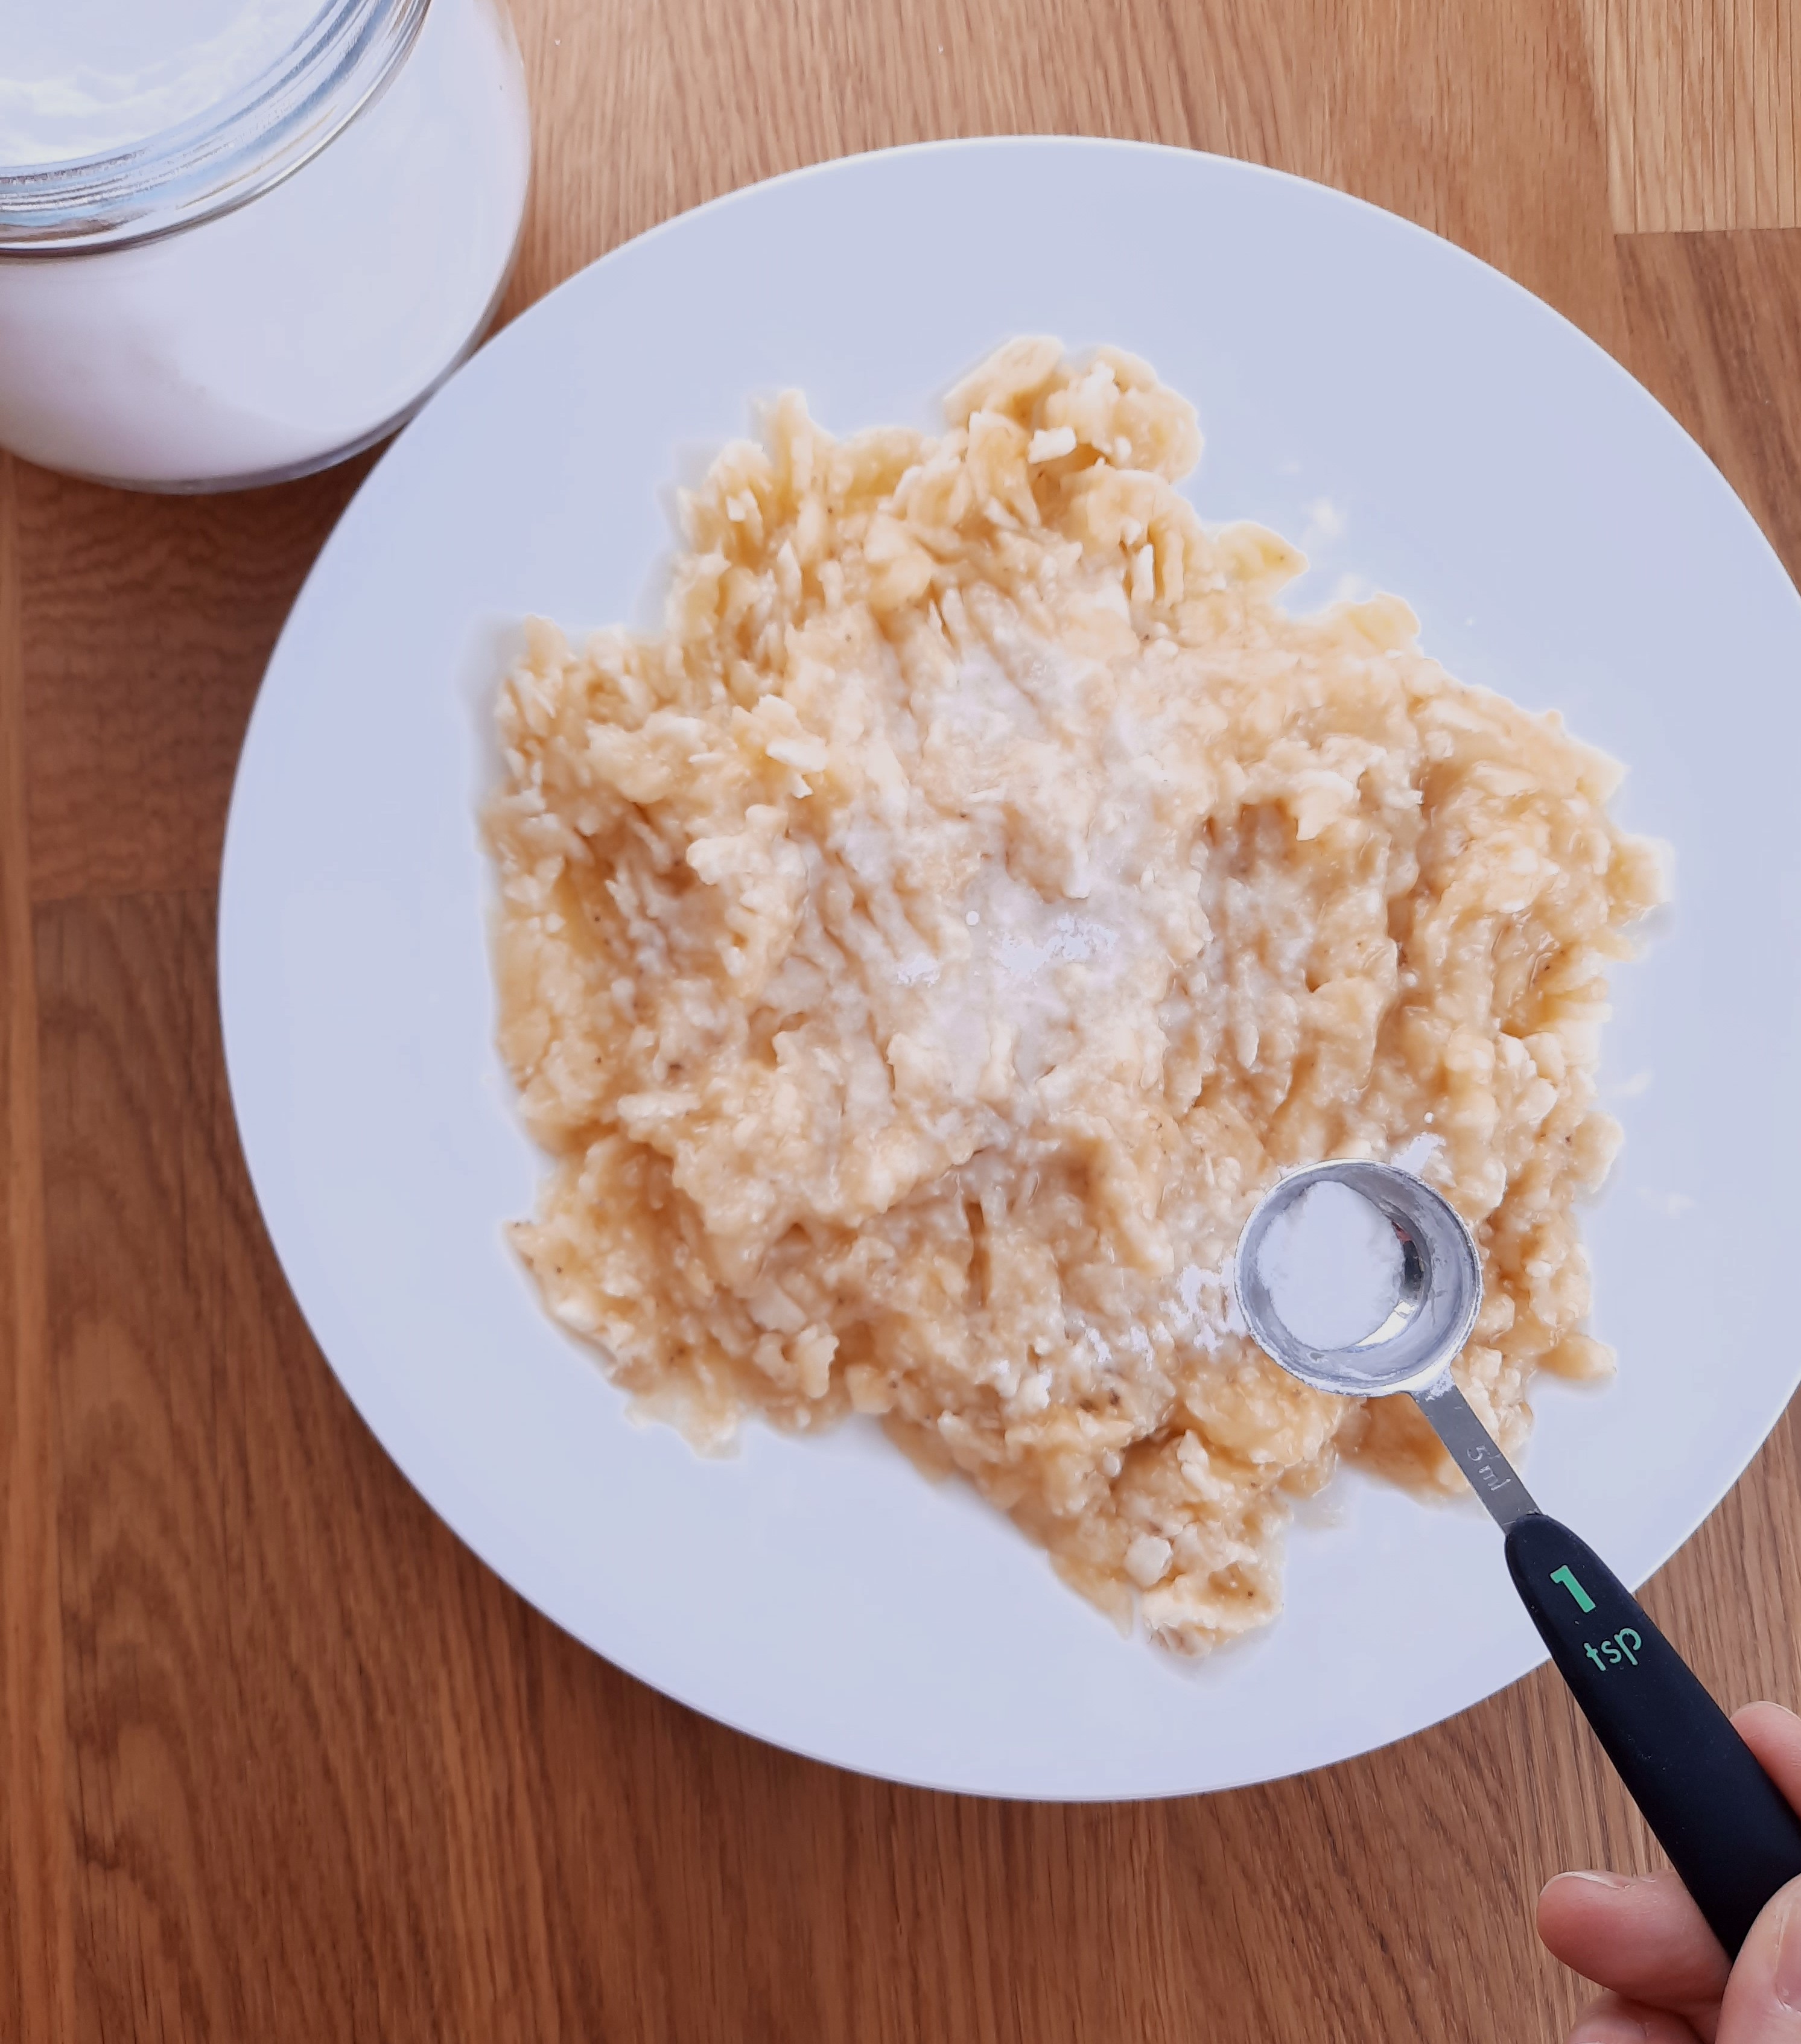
[1233,1158,1483,1398]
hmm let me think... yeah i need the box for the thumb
[1721,1876,1801,2040]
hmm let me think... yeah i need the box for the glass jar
[0,0,531,491]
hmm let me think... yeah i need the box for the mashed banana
[487,339,1663,1652]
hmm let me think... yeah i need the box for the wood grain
[5,0,1801,2038]
[1582,0,1800,231]
[0,451,77,2044]
[503,0,1627,349]
[18,458,372,906]
[1616,228,1801,577]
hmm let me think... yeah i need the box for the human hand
[1539,1703,1801,2042]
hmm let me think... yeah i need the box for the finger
[1568,1992,1703,2043]
[1715,1874,1801,2040]
[1540,1870,1730,2010]
[1734,1705,1801,1814]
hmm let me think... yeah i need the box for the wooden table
[4,2,1799,2036]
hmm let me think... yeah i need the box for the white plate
[220,138,1801,1799]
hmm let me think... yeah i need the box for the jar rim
[0,0,431,258]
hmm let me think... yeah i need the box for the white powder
[875,620,1189,1100]
[0,0,320,167]
[1260,1180,1405,1351]
[0,0,530,487]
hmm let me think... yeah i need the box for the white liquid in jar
[1260,1180,1406,1352]
[0,0,531,489]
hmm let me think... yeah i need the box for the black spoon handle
[1505,1512,1801,1957]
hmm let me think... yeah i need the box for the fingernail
[1773,1893,1801,2010]
[1549,1870,1639,1890]
[1569,2016,1648,2043]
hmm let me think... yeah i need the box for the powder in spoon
[1260,1181,1406,1351]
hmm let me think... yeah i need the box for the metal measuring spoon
[1235,1158,1801,1958]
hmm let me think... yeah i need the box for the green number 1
[1551,1566,1596,1614]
